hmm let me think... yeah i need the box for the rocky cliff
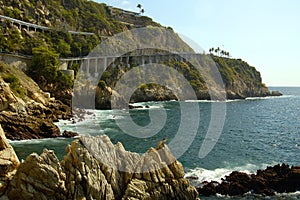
[94,54,281,109]
[0,61,71,140]
[0,125,198,200]
[0,0,280,109]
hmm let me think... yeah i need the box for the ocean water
[10,87,300,199]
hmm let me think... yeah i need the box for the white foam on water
[245,95,294,100]
[184,99,243,103]
[185,163,270,183]
[8,137,69,144]
[131,101,165,109]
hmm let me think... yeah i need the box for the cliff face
[0,62,70,140]
[0,125,198,200]
[0,0,277,109]
[94,54,277,108]
[213,56,271,99]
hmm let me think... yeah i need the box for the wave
[213,191,300,199]
[184,95,294,103]
[185,99,242,103]
[131,102,165,109]
[8,137,71,144]
[245,95,294,100]
[185,163,271,184]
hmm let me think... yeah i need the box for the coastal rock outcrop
[0,125,19,196]
[195,163,300,197]
[1,134,198,199]
[0,63,71,140]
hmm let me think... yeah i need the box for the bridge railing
[0,14,95,36]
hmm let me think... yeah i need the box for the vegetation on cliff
[0,61,71,140]
[0,0,159,56]
[0,0,162,103]
[0,0,278,110]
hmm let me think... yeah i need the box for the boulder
[61,130,78,138]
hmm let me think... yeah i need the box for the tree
[30,45,59,86]
[220,50,225,57]
[141,9,145,15]
[57,39,71,57]
[137,4,142,9]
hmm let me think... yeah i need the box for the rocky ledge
[194,164,300,197]
[0,125,198,199]
[0,63,72,140]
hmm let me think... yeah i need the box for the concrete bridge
[60,51,204,78]
[1,50,205,81]
[0,15,94,36]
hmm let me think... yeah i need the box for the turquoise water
[10,87,300,199]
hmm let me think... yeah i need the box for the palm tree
[215,47,221,56]
[214,48,218,55]
[220,50,224,57]
[137,4,142,9]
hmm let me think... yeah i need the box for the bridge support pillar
[141,56,145,65]
[85,59,90,76]
[149,56,152,64]
[126,56,130,68]
[104,57,108,69]
[94,58,98,77]
[155,55,159,63]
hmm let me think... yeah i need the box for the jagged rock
[3,135,198,199]
[0,125,19,196]
[0,111,61,140]
[62,139,115,200]
[197,163,300,197]
[0,65,71,140]
[6,149,67,200]
[0,78,25,114]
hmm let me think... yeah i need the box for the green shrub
[98,80,106,90]
[56,71,74,90]
[3,74,26,97]
[3,74,19,88]
[101,71,111,80]
[0,62,5,72]
[30,45,59,84]
[139,83,147,90]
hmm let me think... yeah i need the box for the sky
[95,0,300,86]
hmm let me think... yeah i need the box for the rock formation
[0,130,198,200]
[0,125,19,196]
[0,63,71,140]
[195,163,300,197]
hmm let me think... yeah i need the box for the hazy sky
[95,0,300,86]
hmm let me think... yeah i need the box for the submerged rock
[0,133,198,199]
[61,130,78,138]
